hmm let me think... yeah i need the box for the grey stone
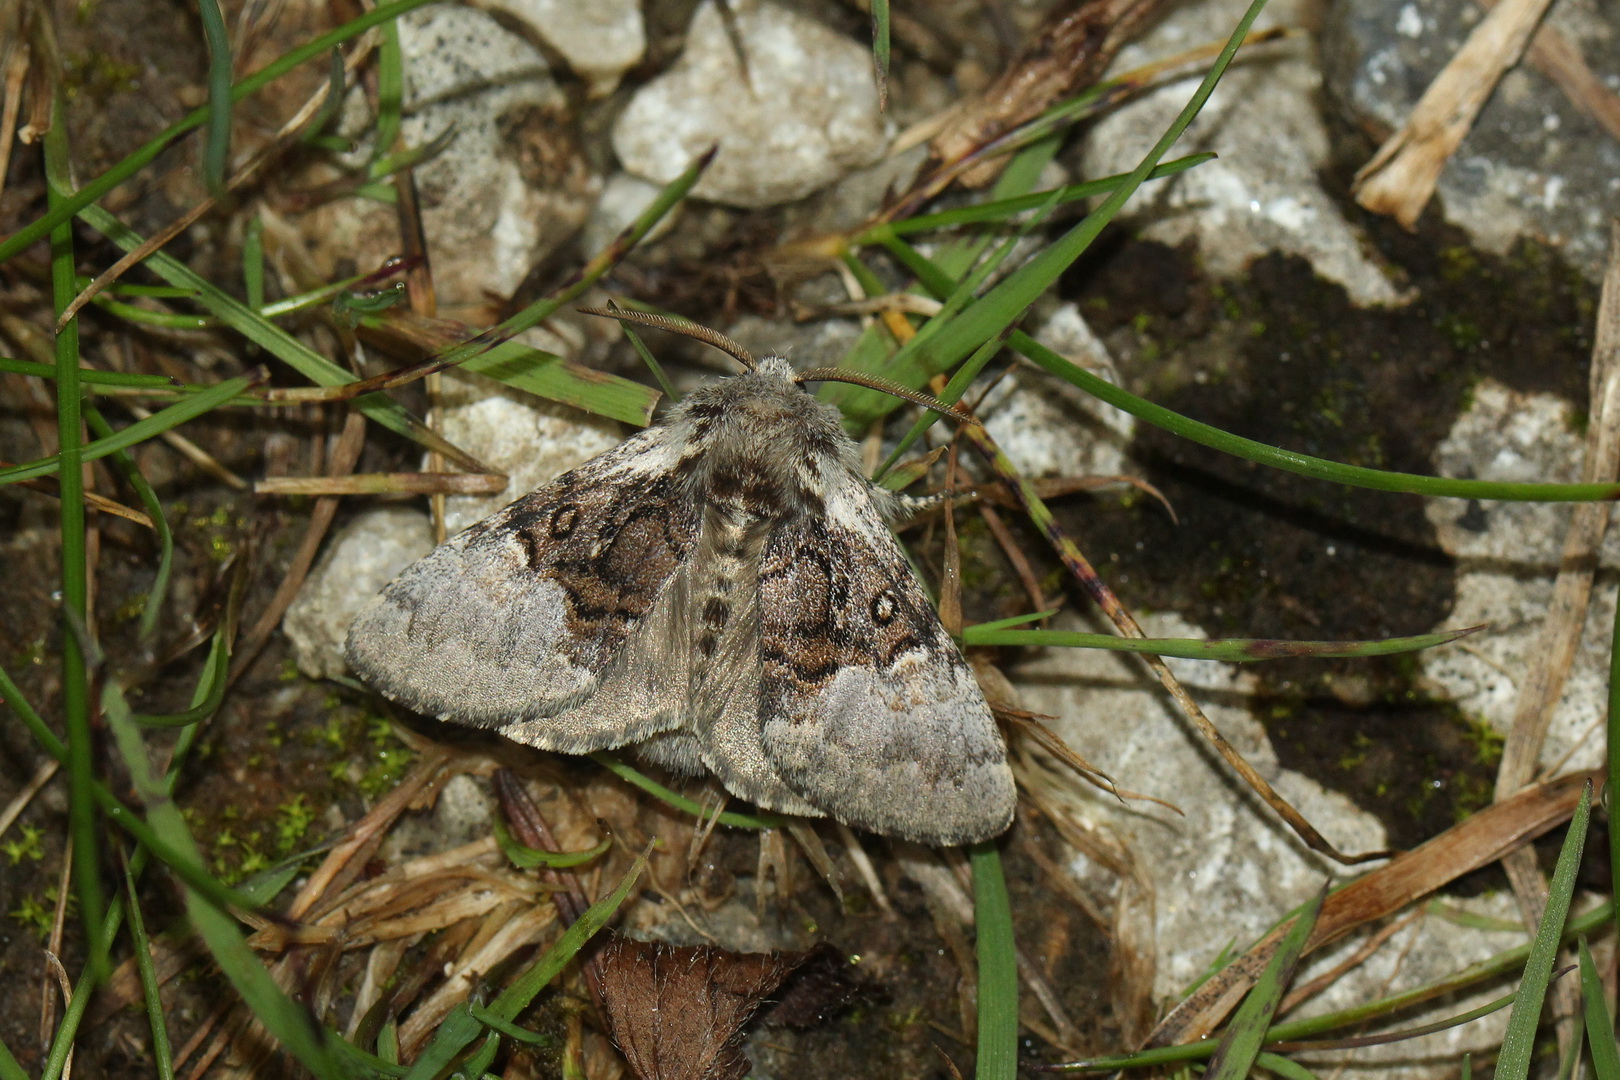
[612,0,888,209]
[1080,0,1406,306]
[478,0,645,96]
[283,506,436,679]
[1421,379,1613,777]
[1323,0,1620,282]
[981,303,1135,479]
[1009,613,1525,1074]
[304,5,596,307]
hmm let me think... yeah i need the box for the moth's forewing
[755,491,1016,845]
[343,428,699,750]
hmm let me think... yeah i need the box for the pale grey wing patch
[499,568,693,754]
[756,492,1015,845]
[344,428,698,728]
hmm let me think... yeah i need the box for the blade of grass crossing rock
[890,237,1620,504]
[1579,938,1620,1080]
[958,626,1474,661]
[401,848,650,1080]
[101,678,345,1080]
[836,0,1274,431]
[44,92,108,983]
[1205,887,1325,1080]
[0,0,442,263]
[1496,782,1592,1080]
[973,842,1019,1080]
[1014,334,1620,502]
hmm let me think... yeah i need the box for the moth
[344,310,1015,845]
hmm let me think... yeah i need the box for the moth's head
[577,304,976,425]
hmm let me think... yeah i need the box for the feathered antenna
[578,303,757,371]
[794,368,979,425]
[579,303,975,423]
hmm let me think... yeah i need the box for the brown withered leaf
[596,936,856,1080]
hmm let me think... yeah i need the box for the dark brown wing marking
[755,508,1015,845]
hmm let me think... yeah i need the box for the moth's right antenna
[578,303,758,372]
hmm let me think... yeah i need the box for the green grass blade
[1610,589,1620,949]
[134,629,228,726]
[856,154,1214,240]
[0,0,440,263]
[456,341,658,427]
[877,329,1009,478]
[1497,781,1592,1080]
[1205,888,1324,1080]
[371,5,404,163]
[972,842,1018,1080]
[958,626,1475,661]
[836,0,1274,430]
[1558,991,1588,1080]
[1014,334,1620,503]
[84,407,174,639]
[1255,1053,1319,1080]
[39,894,128,1080]
[0,1034,24,1080]
[590,751,783,829]
[485,844,646,1015]
[870,0,890,110]
[1580,938,1620,1080]
[0,374,257,484]
[493,819,610,869]
[0,356,184,387]
[196,0,233,194]
[617,319,680,404]
[45,91,108,985]
[101,678,345,1079]
[0,660,264,914]
[123,858,176,1080]
[70,203,474,458]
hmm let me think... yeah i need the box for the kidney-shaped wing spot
[756,501,1015,846]
[344,429,699,741]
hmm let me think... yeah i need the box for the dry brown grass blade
[253,472,508,496]
[1479,0,1620,140]
[1489,221,1620,1059]
[1352,0,1556,227]
[928,0,1172,189]
[963,421,1387,865]
[284,747,454,921]
[8,476,156,528]
[0,758,58,839]
[228,406,366,685]
[1143,767,1597,1047]
[978,502,1050,616]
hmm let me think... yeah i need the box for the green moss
[2,825,45,864]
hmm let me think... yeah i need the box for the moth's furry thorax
[666,355,892,523]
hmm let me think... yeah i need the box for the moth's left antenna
[578,303,758,372]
